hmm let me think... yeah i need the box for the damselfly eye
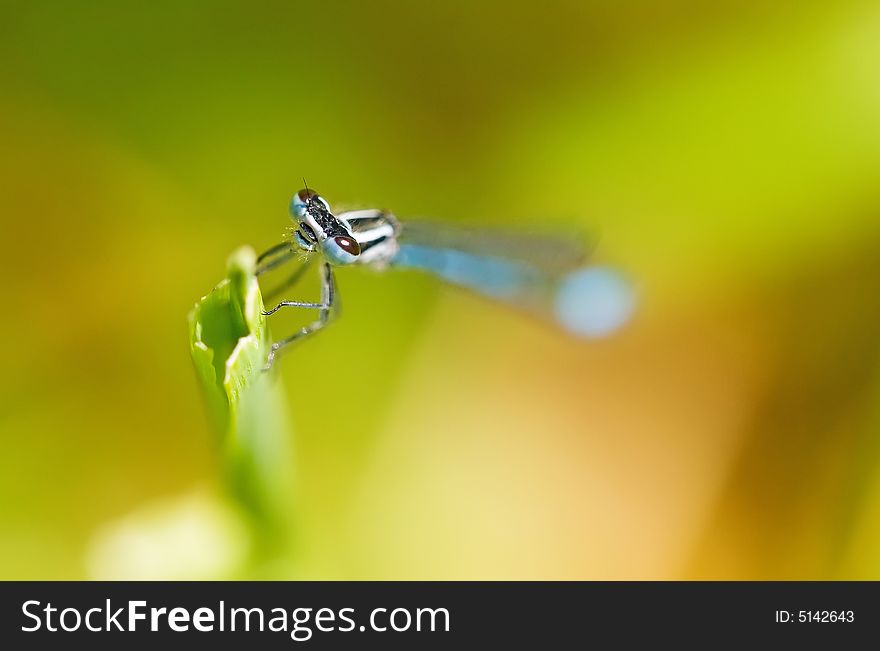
[297,188,318,203]
[291,188,323,220]
[300,223,318,242]
[333,235,361,256]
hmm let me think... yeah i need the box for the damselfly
[257,188,634,368]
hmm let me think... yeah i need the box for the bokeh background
[2,0,880,579]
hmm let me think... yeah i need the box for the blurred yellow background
[2,0,880,579]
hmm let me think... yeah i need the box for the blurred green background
[2,0,880,579]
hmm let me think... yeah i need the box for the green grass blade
[188,246,294,558]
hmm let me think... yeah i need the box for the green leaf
[188,246,295,557]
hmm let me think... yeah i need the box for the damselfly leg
[263,256,315,303]
[262,261,338,371]
[256,241,297,276]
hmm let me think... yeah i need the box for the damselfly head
[289,187,362,265]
